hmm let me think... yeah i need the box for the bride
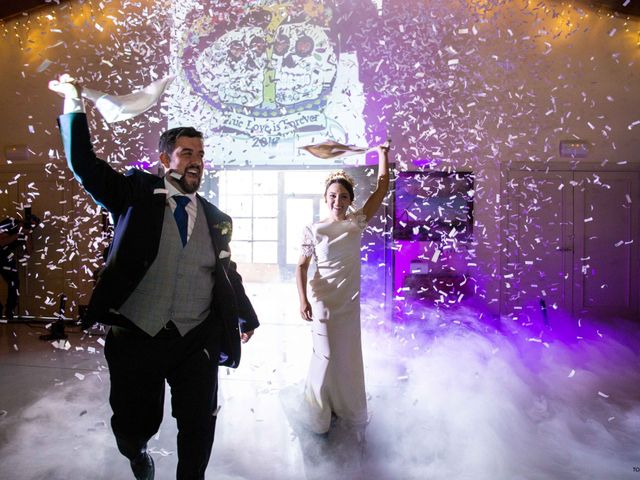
[296,141,390,435]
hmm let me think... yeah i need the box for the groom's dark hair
[159,127,203,156]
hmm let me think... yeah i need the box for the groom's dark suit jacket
[58,112,259,368]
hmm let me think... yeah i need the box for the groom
[50,74,259,480]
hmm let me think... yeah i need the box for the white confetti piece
[46,40,66,49]
[597,391,609,398]
[51,340,71,350]
[36,59,53,73]
[568,369,576,378]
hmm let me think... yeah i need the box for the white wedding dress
[300,209,368,434]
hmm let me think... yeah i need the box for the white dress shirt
[164,177,198,242]
[64,96,85,114]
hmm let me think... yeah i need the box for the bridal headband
[325,170,355,188]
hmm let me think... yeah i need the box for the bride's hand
[300,301,313,322]
[377,139,391,155]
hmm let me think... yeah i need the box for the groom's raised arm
[51,75,137,215]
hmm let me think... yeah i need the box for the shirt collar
[163,175,197,203]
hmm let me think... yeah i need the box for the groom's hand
[240,330,254,343]
[48,73,82,99]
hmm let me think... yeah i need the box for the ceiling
[0,0,639,21]
[0,0,65,20]
[584,0,640,16]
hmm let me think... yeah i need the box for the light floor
[1,282,639,480]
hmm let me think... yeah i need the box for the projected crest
[169,1,366,165]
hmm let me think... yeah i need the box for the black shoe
[130,452,154,480]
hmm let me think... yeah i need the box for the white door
[572,171,639,318]
[502,171,574,321]
[502,168,639,321]
[0,167,79,318]
[19,173,79,318]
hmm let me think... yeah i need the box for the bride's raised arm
[362,141,391,222]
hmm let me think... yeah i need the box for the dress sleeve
[300,225,315,258]
[348,208,368,231]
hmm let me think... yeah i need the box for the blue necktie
[173,195,190,247]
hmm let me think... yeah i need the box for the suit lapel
[198,195,223,257]
[151,178,169,249]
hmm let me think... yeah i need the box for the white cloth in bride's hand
[81,76,174,123]
[298,140,368,159]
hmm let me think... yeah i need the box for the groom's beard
[169,169,201,194]
[178,174,200,194]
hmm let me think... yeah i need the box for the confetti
[36,59,53,72]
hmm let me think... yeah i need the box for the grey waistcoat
[118,202,217,336]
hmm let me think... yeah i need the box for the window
[203,169,329,268]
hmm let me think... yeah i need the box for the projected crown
[182,2,337,123]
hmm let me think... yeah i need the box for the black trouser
[105,321,220,480]
[0,259,18,317]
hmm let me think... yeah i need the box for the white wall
[0,0,638,316]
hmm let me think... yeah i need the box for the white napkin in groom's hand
[81,76,175,123]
